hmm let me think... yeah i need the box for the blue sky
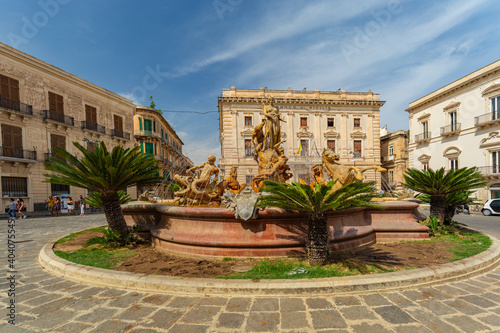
[1,0,499,164]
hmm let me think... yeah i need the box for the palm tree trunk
[430,195,446,225]
[307,213,328,265]
[102,192,129,237]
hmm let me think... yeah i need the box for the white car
[481,199,500,216]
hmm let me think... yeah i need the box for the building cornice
[406,59,500,113]
[218,96,385,108]
[0,42,134,107]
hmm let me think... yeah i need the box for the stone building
[0,42,137,213]
[380,126,409,191]
[133,106,189,195]
[407,59,500,201]
[218,87,385,187]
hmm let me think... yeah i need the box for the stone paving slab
[1,214,500,332]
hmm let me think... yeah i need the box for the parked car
[481,199,500,216]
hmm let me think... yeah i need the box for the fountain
[122,98,428,258]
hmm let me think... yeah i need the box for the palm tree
[44,142,163,237]
[417,190,477,222]
[256,179,379,265]
[403,167,486,224]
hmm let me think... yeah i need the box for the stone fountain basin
[122,201,429,258]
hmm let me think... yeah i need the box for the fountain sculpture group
[123,98,429,258]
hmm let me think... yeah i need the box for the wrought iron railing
[0,146,37,160]
[383,155,395,162]
[474,111,500,126]
[0,96,33,116]
[440,123,461,135]
[81,121,106,134]
[476,166,500,176]
[110,129,130,140]
[42,110,74,126]
[414,132,431,143]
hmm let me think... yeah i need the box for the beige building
[218,87,385,186]
[407,59,500,201]
[133,106,189,195]
[380,127,409,191]
[0,42,137,213]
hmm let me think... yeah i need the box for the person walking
[45,196,55,217]
[53,197,61,217]
[79,195,85,216]
[7,198,17,219]
[67,197,77,215]
[17,198,26,219]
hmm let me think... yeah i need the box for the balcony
[0,96,33,116]
[476,166,500,177]
[414,132,431,144]
[440,123,461,136]
[134,130,161,140]
[383,155,395,162]
[0,146,37,161]
[81,121,106,134]
[474,111,500,127]
[43,110,74,126]
[111,129,130,140]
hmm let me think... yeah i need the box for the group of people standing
[7,198,26,219]
[46,195,86,217]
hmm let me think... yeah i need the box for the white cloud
[182,134,221,166]
[118,92,141,106]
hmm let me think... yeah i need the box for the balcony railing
[43,110,74,126]
[414,132,431,143]
[134,130,161,139]
[440,123,461,136]
[111,129,130,140]
[0,146,37,160]
[81,121,106,134]
[476,166,500,176]
[474,111,500,127]
[0,96,33,116]
[383,155,395,162]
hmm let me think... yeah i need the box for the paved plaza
[1,213,500,332]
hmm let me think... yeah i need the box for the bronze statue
[262,97,284,149]
[221,166,240,193]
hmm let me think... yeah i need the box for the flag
[297,143,302,154]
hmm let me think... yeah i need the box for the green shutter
[153,121,156,132]
[161,128,163,138]
[154,143,157,155]
[140,142,144,153]
[139,118,143,130]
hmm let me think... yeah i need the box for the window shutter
[139,118,143,130]
[153,121,156,132]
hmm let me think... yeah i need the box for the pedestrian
[45,196,55,217]
[7,198,17,219]
[53,197,61,217]
[67,197,77,216]
[79,195,85,216]
[17,198,26,219]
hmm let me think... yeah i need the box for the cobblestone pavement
[1,214,500,332]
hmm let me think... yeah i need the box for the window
[300,139,309,156]
[354,118,361,128]
[354,140,362,157]
[388,145,394,156]
[0,74,20,110]
[492,96,500,120]
[2,177,27,197]
[145,142,154,155]
[50,134,66,160]
[422,162,429,170]
[1,124,23,158]
[422,121,429,139]
[48,92,64,114]
[51,183,69,196]
[388,171,394,184]
[114,115,123,132]
[84,105,97,131]
[244,139,252,156]
[492,151,500,174]
[449,111,457,131]
[144,119,152,132]
[300,117,307,127]
[244,116,252,126]
[246,175,253,183]
[327,140,335,153]
[87,141,97,152]
[450,158,458,170]
[327,118,334,128]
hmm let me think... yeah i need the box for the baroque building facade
[218,87,385,187]
[380,126,409,191]
[407,59,500,201]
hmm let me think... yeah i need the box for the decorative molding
[443,101,461,111]
[350,131,367,139]
[417,113,431,121]
[443,146,462,159]
[296,127,313,139]
[323,130,340,139]
[418,154,431,163]
[482,83,500,96]
[480,131,500,148]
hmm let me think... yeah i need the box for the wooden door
[114,115,123,132]
[51,134,66,159]
[1,124,22,158]
[48,92,64,113]
[0,74,20,111]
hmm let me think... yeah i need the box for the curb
[39,233,500,296]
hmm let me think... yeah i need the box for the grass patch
[222,258,395,280]
[54,248,136,269]
[55,226,106,244]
